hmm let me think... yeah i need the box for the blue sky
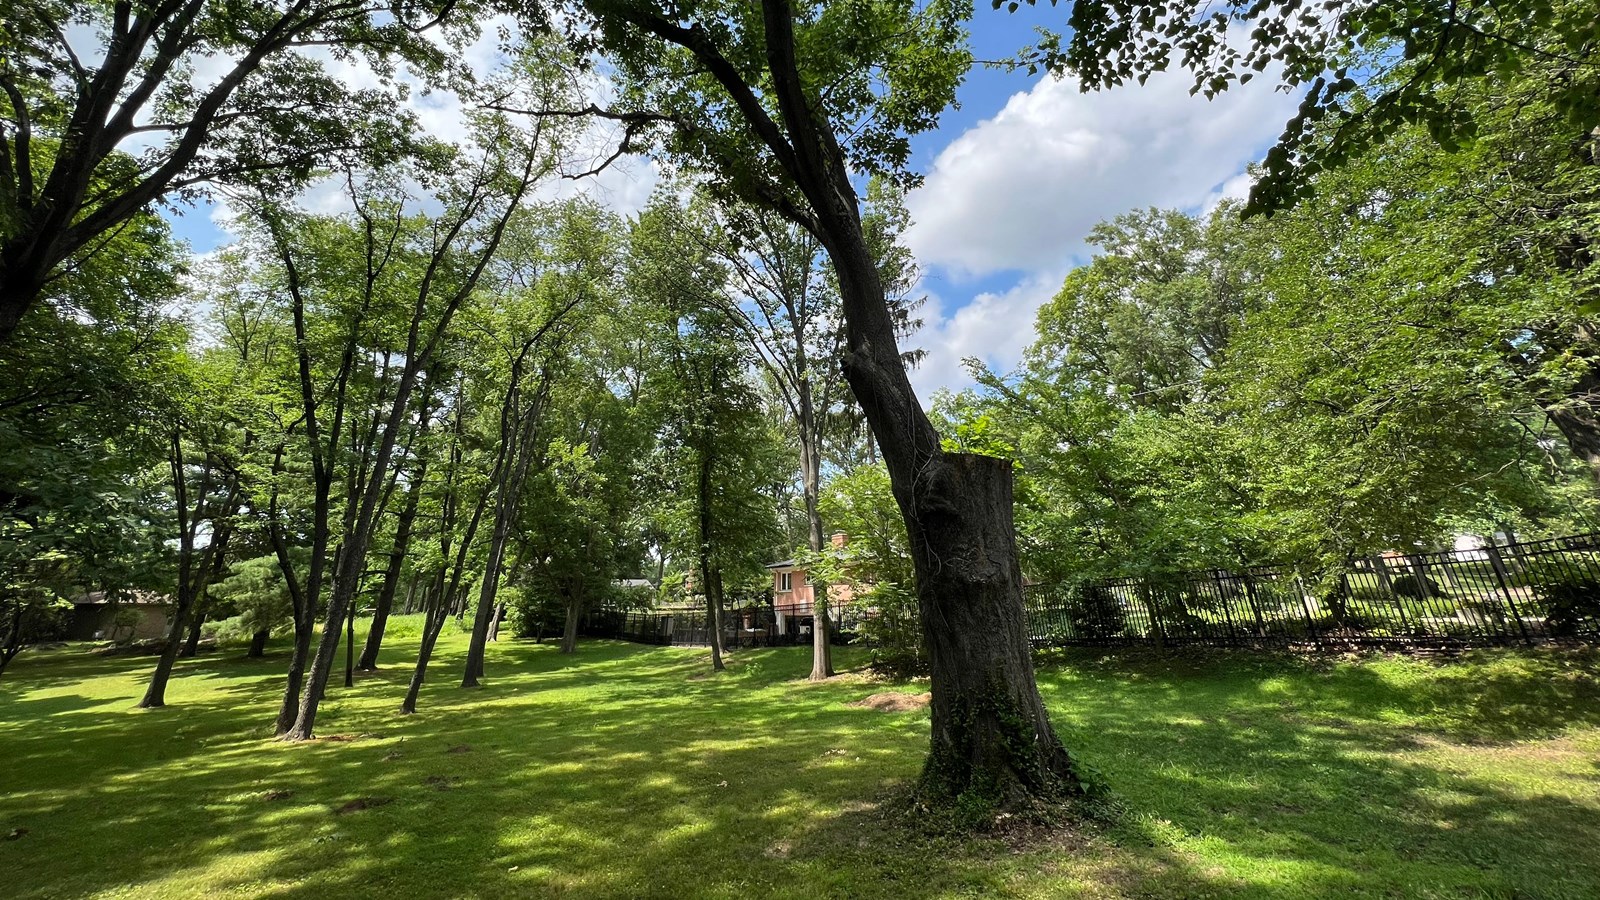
[158,9,1296,399]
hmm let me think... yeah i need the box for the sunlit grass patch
[2,630,1597,898]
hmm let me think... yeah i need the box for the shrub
[1069,584,1128,640]
[855,581,925,677]
[1525,567,1600,637]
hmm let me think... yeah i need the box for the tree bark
[560,592,582,654]
[358,457,427,670]
[799,381,833,680]
[758,0,1079,810]
[179,600,206,658]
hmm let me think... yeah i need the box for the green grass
[3,621,1598,899]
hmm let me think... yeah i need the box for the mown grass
[2,620,1598,898]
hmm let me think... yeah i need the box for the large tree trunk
[610,0,1081,814]
[761,0,1078,803]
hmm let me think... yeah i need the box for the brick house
[765,532,859,637]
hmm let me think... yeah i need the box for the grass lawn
[2,621,1598,899]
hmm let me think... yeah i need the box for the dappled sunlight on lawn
[2,630,1598,898]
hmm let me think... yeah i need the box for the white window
[779,572,793,592]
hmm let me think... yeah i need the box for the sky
[156,9,1299,401]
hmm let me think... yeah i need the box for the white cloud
[907,269,1067,400]
[1201,170,1256,216]
[904,70,1298,276]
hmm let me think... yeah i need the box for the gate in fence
[1024,533,1600,648]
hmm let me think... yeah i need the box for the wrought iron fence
[581,588,867,649]
[1024,534,1600,648]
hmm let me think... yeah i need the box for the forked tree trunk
[704,565,725,671]
[560,592,582,654]
[403,573,451,715]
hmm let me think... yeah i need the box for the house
[766,532,859,637]
[66,591,172,642]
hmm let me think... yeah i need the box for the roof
[764,559,798,570]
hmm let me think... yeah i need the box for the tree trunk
[809,588,832,680]
[179,601,206,658]
[705,565,726,671]
[248,628,270,658]
[403,578,451,715]
[358,462,426,671]
[140,433,198,710]
[907,454,1079,809]
[805,119,1079,812]
[798,382,833,680]
[560,591,582,654]
[139,586,196,710]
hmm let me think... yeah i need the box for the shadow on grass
[0,639,1597,898]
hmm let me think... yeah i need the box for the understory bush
[855,581,925,677]
[1525,567,1600,637]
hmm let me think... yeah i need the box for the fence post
[1485,544,1534,646]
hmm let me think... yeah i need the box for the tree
[688,201,846,678]
[632,198,786,672]
[458,200,607,688]
[566,0,1085,812]
[138,352,249,708]
[1041,0,1600,215]
[0,208,186,682]
[0,0,487,343]
[278,113,555,740]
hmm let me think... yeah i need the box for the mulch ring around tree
[848,692,931,712]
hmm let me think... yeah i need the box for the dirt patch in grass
[333,797,393,815]
[260,789,293,802]
[445,744,472,754]
[849,692,930,712]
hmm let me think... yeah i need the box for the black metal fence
[1024,534,1600,648]
[581,589,868,649]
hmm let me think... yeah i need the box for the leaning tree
[556,0,1085,812]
